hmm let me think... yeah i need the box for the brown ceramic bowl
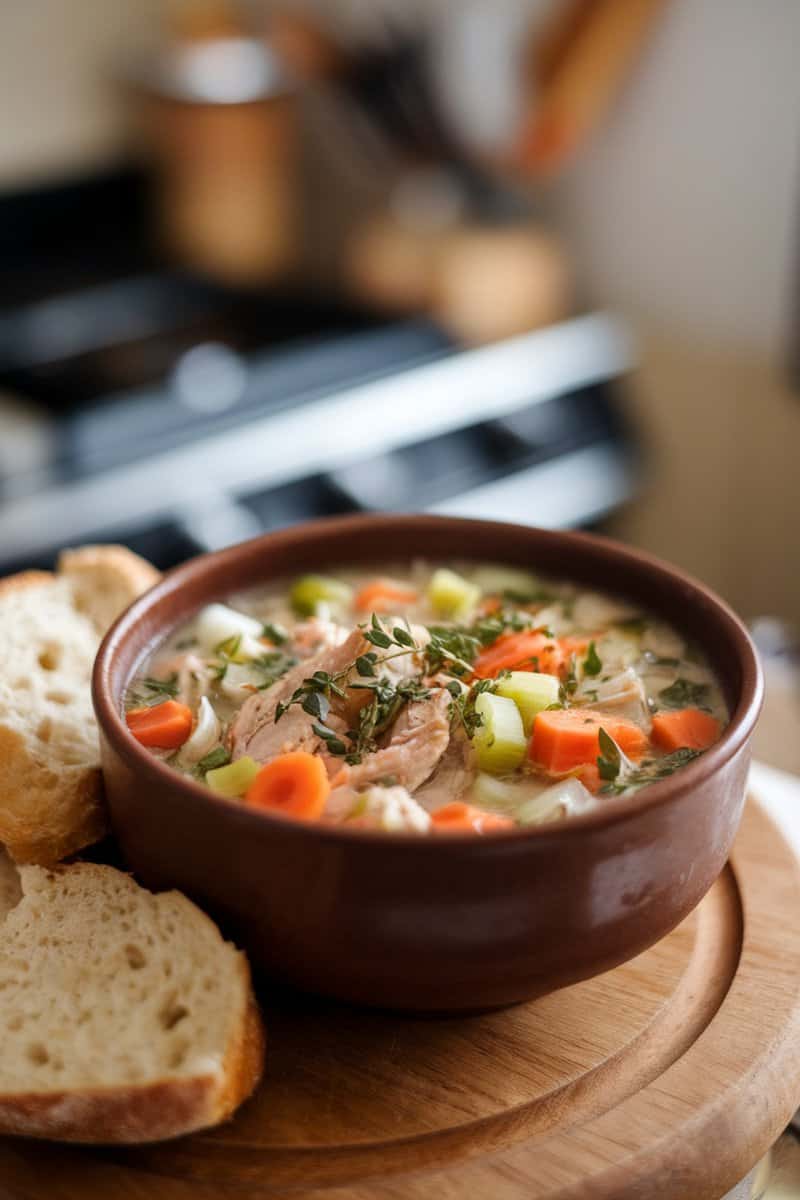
[93,515,763,1011]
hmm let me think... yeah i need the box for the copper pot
[131,36,296,284]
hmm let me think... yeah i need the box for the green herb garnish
[425,627,480,677]
[127,673,180,708]
[558,653,579,705]
[253,652,297,690]
[597,727,622,781]
[274,617,423,760]
[311,722,348,757]
[658,678,711,709]
[583,641,602,677]
[344,675,432,764]
[262,621,288,646]
[446,676,499,739]
[599,746,702,795]
[424,609,542,679]
[211,635,242,681]
[194,746,231,776]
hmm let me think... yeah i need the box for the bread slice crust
[0,548,159,865]
[0,990,265,1144]
[0,859,266,1143]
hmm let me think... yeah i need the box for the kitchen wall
[0,0,162,187]
[547,0,800,622]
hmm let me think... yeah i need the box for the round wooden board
[4,797,800,1200]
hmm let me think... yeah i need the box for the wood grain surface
[2,797,800,1200]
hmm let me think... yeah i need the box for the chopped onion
[180,697,220,765]
[531,604,572,636]
[219,662,267,700]
[580,667,652,731]
[517,778,596,826]
[194,604,264,660]
[595,630,640,671]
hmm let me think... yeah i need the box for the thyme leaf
[597,727,622,781]
[262,621,288,646]
[312,723,348,757]
[583,641,602,677]
[253,652,297,690]
[559,653,579,705]
[448,677,500,739]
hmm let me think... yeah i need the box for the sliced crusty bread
[0,546,159,865]
[57,545,159,635]
[0,846,22,920]
[0,856,265,1143]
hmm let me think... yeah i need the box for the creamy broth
[124,562,728,833]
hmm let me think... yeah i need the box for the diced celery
[471,692,526,773]
[470,564,542,600]
[495,671,560,734]
[472,772,520,813]
[516,778,595,826]
[427,568,481,619]
[290,574,352,617]
[206,756,261,798]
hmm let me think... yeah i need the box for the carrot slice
[577,763,601,794]
[245,751,330,820]
[476,595,503,616]
[530,708,649,774]
[431,802,515,833]
[353,579,419,613]
[126,700,193,749]
[651,708,721,752]
[558,635,592,659]
[473,631,564,679]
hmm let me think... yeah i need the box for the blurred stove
[0,172,637,574]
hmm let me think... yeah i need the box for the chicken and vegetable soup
[124,563,729,833]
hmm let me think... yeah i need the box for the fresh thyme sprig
[425,608,548,679]
[274,615,421,729]
[445,676,501,738]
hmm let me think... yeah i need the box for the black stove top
[0,169,638,574]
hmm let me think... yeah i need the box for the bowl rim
[92,513,764,847]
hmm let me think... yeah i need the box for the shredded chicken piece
[324,785,431,832]
[342,688,451,794]
[415,727,476,811]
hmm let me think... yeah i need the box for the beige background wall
[0,0,162,187]
[546,0,800,622]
